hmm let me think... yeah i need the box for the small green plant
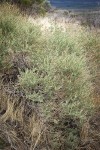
[19,0,32,5]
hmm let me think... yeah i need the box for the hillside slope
[0,4,100,150]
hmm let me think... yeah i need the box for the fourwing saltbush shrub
[0,3,96,150]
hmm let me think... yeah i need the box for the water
[49,0,100,9]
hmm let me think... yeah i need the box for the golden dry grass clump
[0,87,45,150]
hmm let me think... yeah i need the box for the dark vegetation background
[1,0,45,5]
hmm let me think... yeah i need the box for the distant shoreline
[50,6,100,13]
[50,6,100,12]
[49,0,100,10]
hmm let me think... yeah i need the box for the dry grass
[0,87,45,150]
